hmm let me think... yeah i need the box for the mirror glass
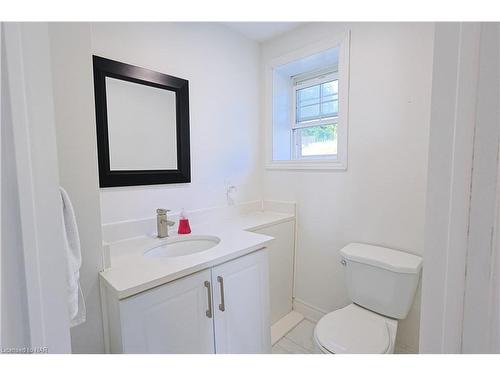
[105,77,178,171]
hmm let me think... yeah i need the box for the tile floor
[272,318,412,354]
[272,319,322,354]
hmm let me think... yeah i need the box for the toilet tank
[340,243,422,319]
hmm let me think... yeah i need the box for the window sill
[265,159,347,171]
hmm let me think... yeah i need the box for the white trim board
[461,23,500,353]
[419,22,500,354]
[419,22,481,354]
[3,23,71,353]
[292,298,328,323]
[489,160,500,352]
[270,310,304,345]
[0,22,3,348]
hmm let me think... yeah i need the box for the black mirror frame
[93,55,191,188]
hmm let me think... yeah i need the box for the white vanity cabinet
[103,249,270,354]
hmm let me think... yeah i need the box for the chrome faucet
[156,208,175,238]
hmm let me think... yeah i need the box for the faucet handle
[156,208,171,215]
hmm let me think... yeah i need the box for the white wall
[261,23,434,353]
[49,23,106,354]
[90,23,262,224]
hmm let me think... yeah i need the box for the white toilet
[313,243,422,354]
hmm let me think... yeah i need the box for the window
[267,31,350,170]
[293,72,339,159]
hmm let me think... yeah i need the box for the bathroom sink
[144,235,221,258]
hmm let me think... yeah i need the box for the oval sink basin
[144,235,221,258]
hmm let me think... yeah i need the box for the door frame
[489,164,500,352]
[461,23,500,353]
[3,22,71,353]
[419,22,500,353]
[0,22,3,348]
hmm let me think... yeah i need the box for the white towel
[60,186,86,327]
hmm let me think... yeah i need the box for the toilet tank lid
[340,243,422,274]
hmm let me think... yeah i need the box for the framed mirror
[93,55,191,187]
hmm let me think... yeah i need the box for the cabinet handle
[204,281,212,318]
[217,276,225,312]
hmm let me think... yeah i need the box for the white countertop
[99,210,294,299]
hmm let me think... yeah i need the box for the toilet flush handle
[340,258,347,266]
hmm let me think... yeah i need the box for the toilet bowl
[314,243,422,354]
[313,304,398,354]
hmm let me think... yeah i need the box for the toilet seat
[314,304,395,354]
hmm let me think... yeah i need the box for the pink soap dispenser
[177,208,191,235]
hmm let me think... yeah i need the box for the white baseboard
[271,310,304,345]
[293,298,329,323]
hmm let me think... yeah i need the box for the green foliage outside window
[300,124,337,142]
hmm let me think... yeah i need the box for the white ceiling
[222,22,304,42]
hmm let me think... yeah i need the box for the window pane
[297,85,320,102]
[323,92,338,103]
[299,97,320,107]
[322,80,338,96]
[295,124,337,157]
[298,104,320,122]
[297,79,339,123]
[321,100,338,116]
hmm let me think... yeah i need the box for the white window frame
[291,70,339,160]
[265,30,350,171]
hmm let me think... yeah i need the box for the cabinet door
[119,269,215,353]
[212,249,271,353]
